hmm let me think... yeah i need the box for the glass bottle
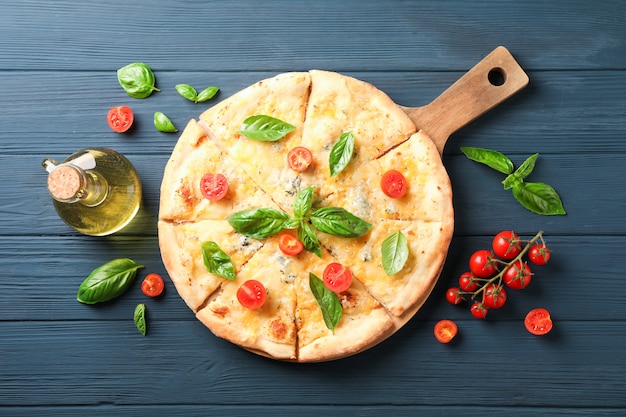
[42,148,142,236]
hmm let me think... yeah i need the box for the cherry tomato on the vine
[483,284,507,309]
[141,273,165,298]
[237,280,267,309]
[503,260,533,290]
[529,243,551,265]
[287,146,313,172]
[459,271,479,292]
[445,287,464,305]
[200,173,229,201]
[434,319,458,343]
[277,232,304,256]
[524,308,553,335]
[381,170,408,198]
[107,105,134,133]
[469,249,498,278]
[492,230,522,260]
[323,262,353,293]
[470,302,489,319]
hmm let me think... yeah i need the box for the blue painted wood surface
[1,0,625,415]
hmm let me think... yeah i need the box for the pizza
[158,70,454,362]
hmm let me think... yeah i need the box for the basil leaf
[460,146,514,175]
[201,241,236,280]
[299,221,321,258]
[512,182,566,215]
[117,62,160,99]
[310,207,372,238]
[309,273,342,332]
[502,153,539,190]
[329,131,355,177]
[154,111,178,133]
[134,303,147,336]
[175,84,198,102]
[77,258,144,304]
[239,115,296,141]
[381,231,409,275]
[227,208,290,239]
[293,186,314,219]
[196,86,219,103]
[283,217,301,229]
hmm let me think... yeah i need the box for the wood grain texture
[0,0,625,415]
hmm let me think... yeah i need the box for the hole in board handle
[488,68,506,86]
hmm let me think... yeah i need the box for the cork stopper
[47,165,82,201]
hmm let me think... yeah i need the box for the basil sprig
[201,241,236,280]
[154,111,178,133]
[175,84,219,103]
[228,187,372,257]
[239,115,296,141]
[117,62,160,99]
[134,303,147,336]
[460,147,566,215]
[381,231,409,275]
[329,131,355,177]
[77,258,144,304]
[309,273,342,332]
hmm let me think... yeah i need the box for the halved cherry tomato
[503,260,533,290]
[278,232,304,256]
[492,230,522,260]
[200,173,228,201]
[524,307,553,335]
[434,319,458,343]
[107,105,134,133]
[483,283,507,309]
[445,287,463,305]
[323,262,352,293]
[470,302,489,319]
[529,243,551,265]
[287,147,313,172]
[381,169,408,198]
[141,273,165,298]
[237,279,267,309]
[469,249,498,278]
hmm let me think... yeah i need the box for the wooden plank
[0,0,624,71]
[1,320,625,407]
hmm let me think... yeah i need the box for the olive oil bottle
[42,148,142,236]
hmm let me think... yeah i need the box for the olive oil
[43,148,142,236]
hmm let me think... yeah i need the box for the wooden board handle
[403,46,529,154]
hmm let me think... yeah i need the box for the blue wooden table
[1,1,625,415]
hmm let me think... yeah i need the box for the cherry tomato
[492,230,522,260]
[524,308,553,336]
[381,170,408,198]
[200,173,229,201]
[277,232,304,256]
[237,280,267,309]
[483,284,507,309]
[459,271,479,292]
[141,273,165,298]
[287,147,313,172]
[434,319,458,344]
[469,249,498,278]
[107,105,134,133]
[503,260,533,290]
[445,287,464,305]
[470,302,489,319]
[323,262,353,293]
[529,243,551,265]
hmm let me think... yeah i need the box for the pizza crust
[158,70,455,362]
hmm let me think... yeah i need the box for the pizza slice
[317,131,453,223]
[319,218,453,317]
[159,118,282,222]
[198,72,311,211]
[157,219,263,312]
